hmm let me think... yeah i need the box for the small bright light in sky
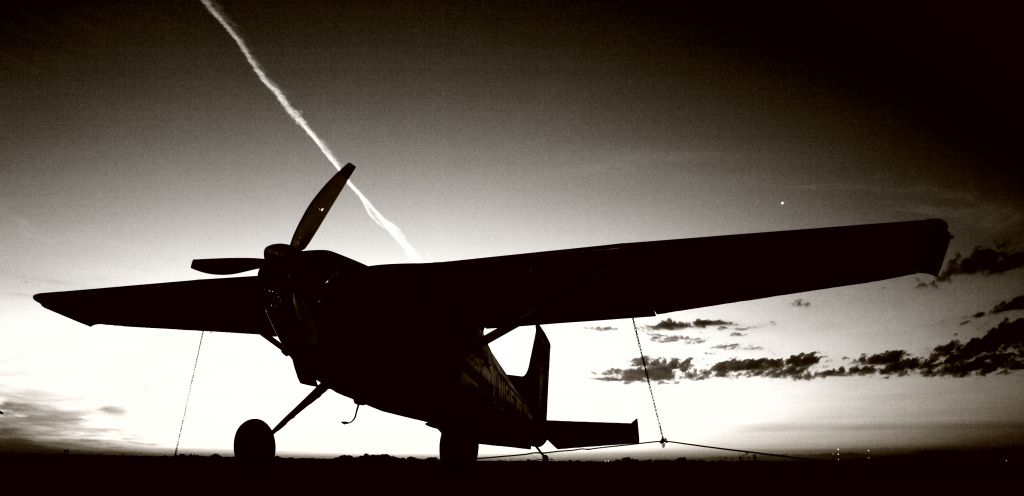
[780,201,785,206]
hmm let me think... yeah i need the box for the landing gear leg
[271,382,329,434]
[535,446,549,462]
[233,382,329,462]
[439,429,478,466]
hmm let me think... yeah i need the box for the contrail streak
[200,0,422,262]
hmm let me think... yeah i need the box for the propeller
[191,163,356,275]
[290,162,355,250]
[191,257,263,275]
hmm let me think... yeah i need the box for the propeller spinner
[191,163,356,275]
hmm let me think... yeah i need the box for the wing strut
[632,317,666,447]
[261,334,285,354]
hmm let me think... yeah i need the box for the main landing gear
[234,382,329,462]
[233,382,482,465]
[234,419,275,461]
[439,428,478,465]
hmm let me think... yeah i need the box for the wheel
[439,429,478,466]
[234,419,275,462]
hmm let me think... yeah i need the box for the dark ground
[0,452,1018,494]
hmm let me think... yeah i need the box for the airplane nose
[260,287,284,310]
[265,243,298,261]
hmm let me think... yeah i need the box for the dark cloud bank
[992,296,1024,314]
[919,246,1024,287]
[598,318,1024,382]
[941,246,1024,280]
[597,357,699,383]
[954,295,1024,325]
[642,318,753,344]
[647,318,736,331]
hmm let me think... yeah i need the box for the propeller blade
[291,163,356,250]
[191,258,263,275]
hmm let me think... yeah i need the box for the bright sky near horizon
[2,1,1022,459]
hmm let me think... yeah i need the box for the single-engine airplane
[34,164,950,463]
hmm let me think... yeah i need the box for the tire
[439,429,478,466]
[234,419,275,462]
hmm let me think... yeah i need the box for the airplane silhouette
[34,164,951,463]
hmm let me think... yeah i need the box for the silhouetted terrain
[2,451,1017,493]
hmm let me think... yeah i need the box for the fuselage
[261,249,542,448]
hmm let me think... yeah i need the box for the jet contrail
[200,0,422,262]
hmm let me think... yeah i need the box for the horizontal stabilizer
[546,419,638,449]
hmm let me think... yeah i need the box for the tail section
[509,325,550,421]
[508,325,640,450]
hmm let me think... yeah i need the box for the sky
[1,1,1022,459]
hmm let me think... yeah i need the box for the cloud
[733,321,773,332]
[938,246,1024,281]
[646,318,736,331]
[0,390,147,454]
[791,299,811,307]
[598,353,823,382]
[815,365,881,377]
[730,332,747,337]
[649,334,705,344]
[647,318,691,330]
[855,350,922,376]
[957,296,1024,324]
[99,406,127,416]
[706,352,823,380]
[585,326,617,331]
[992,296,1024,314]
[694,319,735,329]
[831,320,1024,378]
[818,320,1024,378]
[710,343,763,351]
[811,319,1023,378]
[918,318,1024,377]
[845,365,879,376]
[596,319,1024,382]
[813,367,849,378]
[596,356,695,383]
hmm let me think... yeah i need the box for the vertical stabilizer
[509,325,550,421]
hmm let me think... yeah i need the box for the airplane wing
[34,277,268,334]
[428,219,950,328]
[34,219,949,333]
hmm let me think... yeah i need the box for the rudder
[509,325,550,421]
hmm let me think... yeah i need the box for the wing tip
[32,291,57,309]
[33,292,97,326]
[919,218,952,277]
